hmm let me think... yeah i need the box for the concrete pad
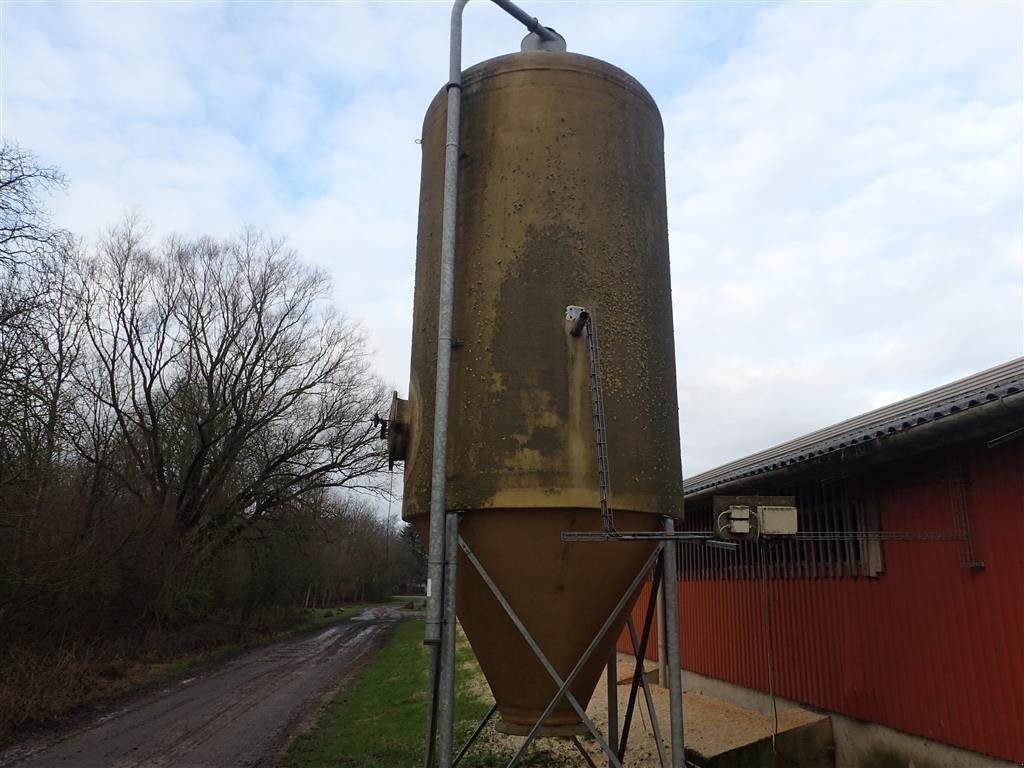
[683,690,832,767]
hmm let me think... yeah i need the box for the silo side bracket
[457,535,665,768]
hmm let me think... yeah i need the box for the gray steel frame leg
[460,537,663,768]
[425,645,440,768]
[453,703,497,766]
[662,517,685,768]
[438,513,461,767]
[573,737,600,768]
[625,617,669,768]
[507,544,663,767]
[657,580,667,690]
[607,653,619,764]
[616,564,661,763]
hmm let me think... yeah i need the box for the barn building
[626,357,1024,767]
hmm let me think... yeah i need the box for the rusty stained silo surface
[402,51,683,734]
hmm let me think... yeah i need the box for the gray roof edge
[683,357,1024,496]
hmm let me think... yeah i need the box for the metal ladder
[568,306,616,534]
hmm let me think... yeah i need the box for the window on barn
[679,479,886,580]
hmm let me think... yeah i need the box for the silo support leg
[617,564,663,764]
[458,536,663,768]
[625,615,669,768]
[573,736,601,768]
[425,646,440,767]
[452,703,497,767]
[606,653,618,764]
[438,512,461,768]
[662,517,686,768]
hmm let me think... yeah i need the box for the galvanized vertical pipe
[657,580,668,689]
[662,518,685,768]
[425,665,440,768]
[425,5,558,764]
[438,512,461,768]
[424,5,468,765]
[607,653,619,763]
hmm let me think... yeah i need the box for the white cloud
[3,0,1021,478]
[666,1,1022,473]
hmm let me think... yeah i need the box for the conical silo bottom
[417,508,659,736]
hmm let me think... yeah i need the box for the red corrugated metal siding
[623,439,1023,762]
[616,580,658,657]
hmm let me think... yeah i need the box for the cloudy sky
[4,0,1022,477]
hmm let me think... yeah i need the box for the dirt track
[2,607,405,768]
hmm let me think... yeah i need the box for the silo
[398,50,683,735]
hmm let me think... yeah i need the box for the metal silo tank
[401,50,683,735]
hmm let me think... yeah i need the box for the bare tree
[0,246,85,495]
[0,238,88,633]
[0,142,81,497]
[77,218,183,510]
[0,194,397,701]
[0,141,70,272]
[79,221,390,561]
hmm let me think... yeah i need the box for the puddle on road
[352,606,402,622]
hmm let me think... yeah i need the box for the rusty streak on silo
[397,50,683,735]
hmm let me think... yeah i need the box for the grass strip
[285,619,559,767]
[285,619,431,767]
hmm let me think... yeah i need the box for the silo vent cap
[521,27,566,53]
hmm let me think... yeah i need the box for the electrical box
[757,505,798,536]
[712,495,798,540]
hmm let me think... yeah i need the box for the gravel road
[2,606,405,768]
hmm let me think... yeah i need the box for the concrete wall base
[681,669,1018,768]
[694,717,833,768]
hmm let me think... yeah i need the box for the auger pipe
[490,0,560,40]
